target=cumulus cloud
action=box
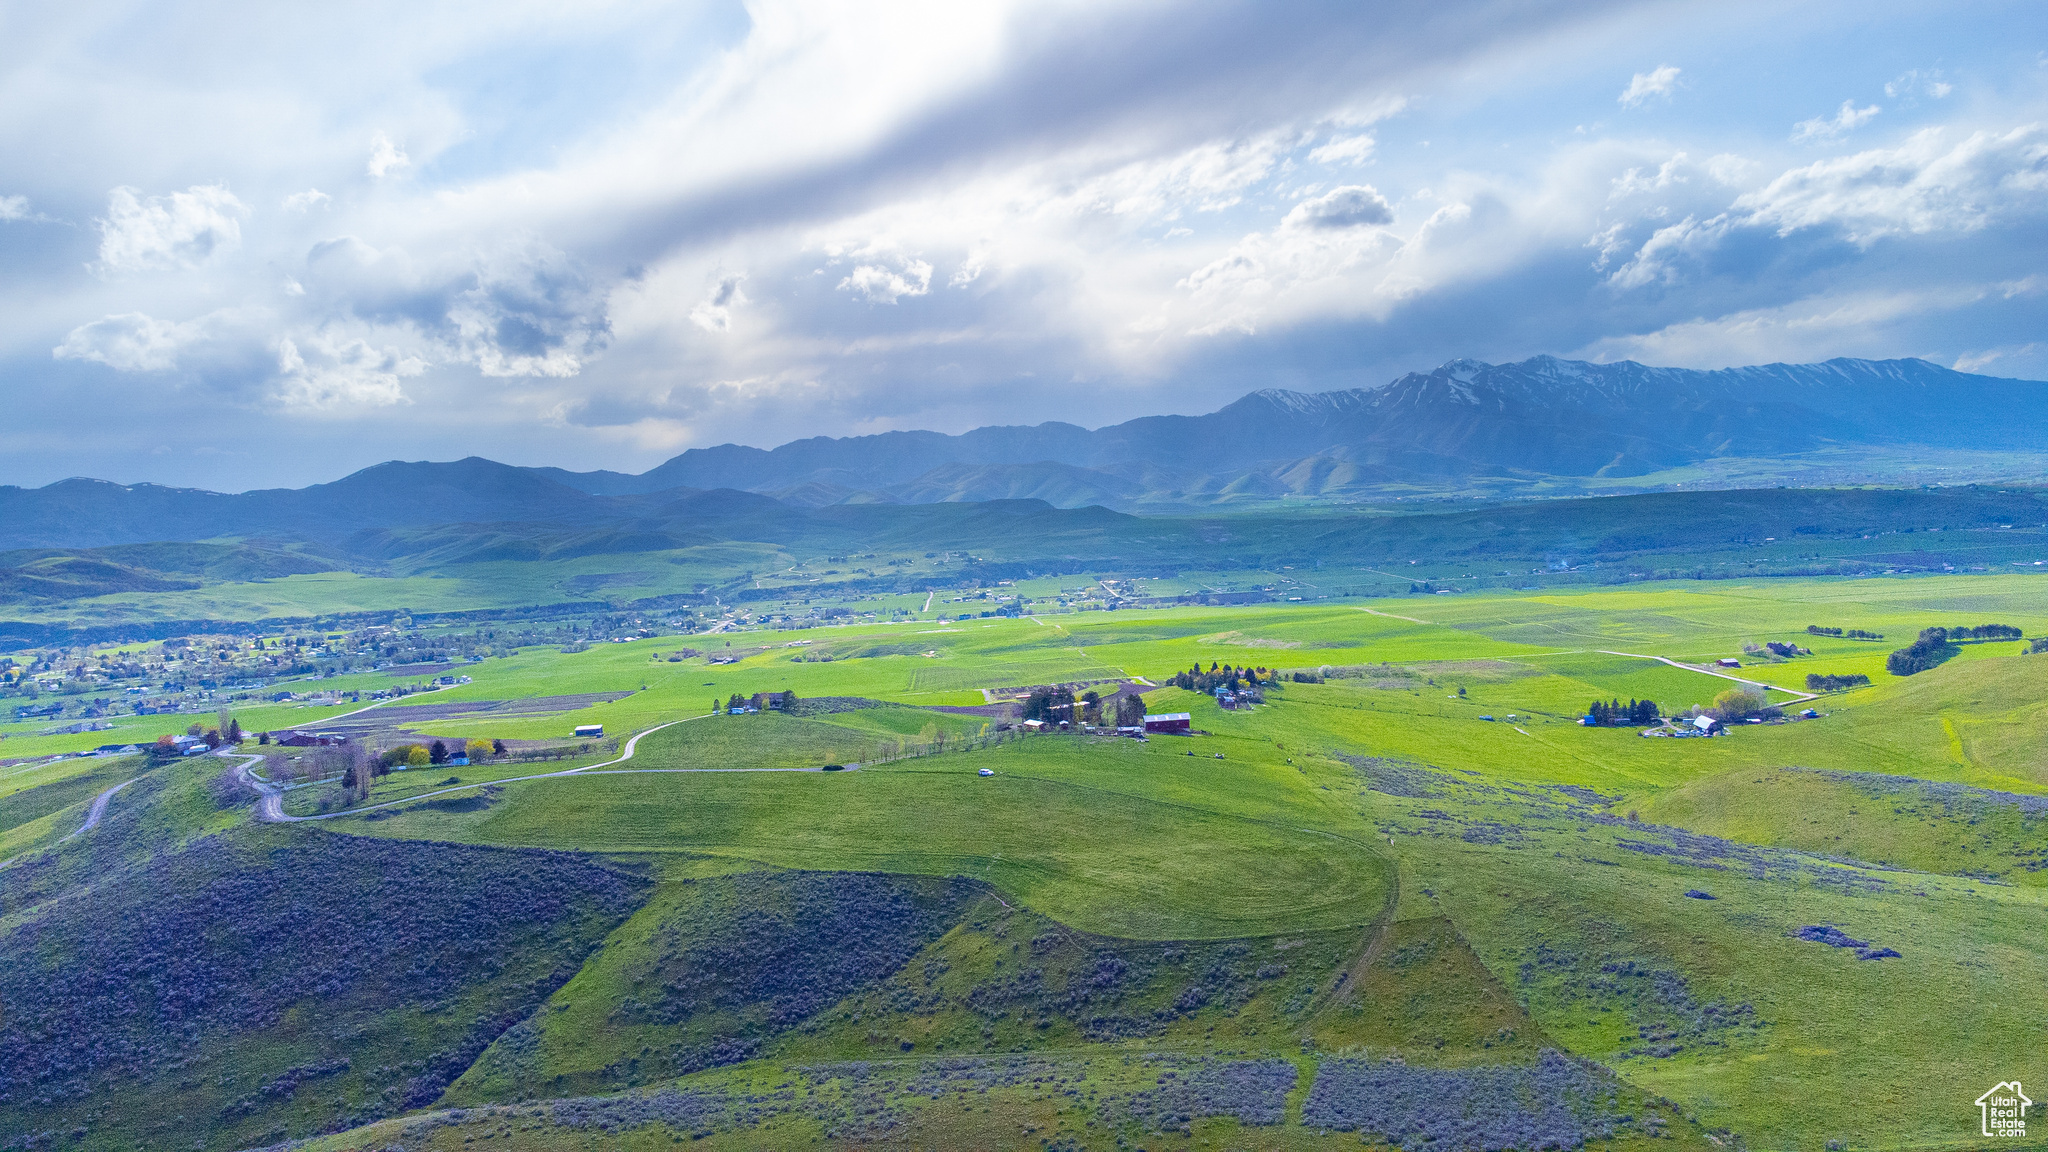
[1792,100,1881,142]
[444,243,613,376]
[1606,213,1732,288]
[1604,124,2048,288]
[1608,153,1692,199]
[0,195,30,221]
[292,234,612,378]
[53,313,195,371]
[689,275,747,331]
[1284,185,1393,229]
[94,185,246,274]
[838,259,932,304]
[1738,125,2048,241]
[367,132,409,178]
[274,334,422,409]
[1309,133,1376,166]
[1619,65,1680,108]
[9,1,2047,488]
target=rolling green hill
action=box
[2,575,2045,1150]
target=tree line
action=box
[1168,662,1271,694]
[1887,623,2023,676]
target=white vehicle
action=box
[978,768,994,776]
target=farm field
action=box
[2,573,2045,1150]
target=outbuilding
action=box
[573,723,604,737]
[276,731,349,747]
[1143,712,1192,735]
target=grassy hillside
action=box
[0,826,649,1150]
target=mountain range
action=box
[533,354,2048,507]
[3,355,2045,557]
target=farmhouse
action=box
[1693,715,1720,733]
[275,731,349,747]
[1716,658,1742,668]
[1144,712,1192,735]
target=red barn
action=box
[1143,712,1191,734]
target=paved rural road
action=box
[1598,649,1821,704]
[240,713,854,824]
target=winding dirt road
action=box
[238,712,854,824]
[0,774,141,869]
[61,778,139,842]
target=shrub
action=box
[0,830,647,1140]
[587,872,981,1086]
[1120,1058,1297,1129]
[1302,1051,1637,1150]
[1805,673,1871,692]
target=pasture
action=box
[5,572,2046,1150]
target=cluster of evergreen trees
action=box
[1020,686,1144,726]
[1168,662,1269,693]
[1886,623,2021,676]
[1805,673,1871,691]
[716,689,798,713]
[1886,628,1953,676]
[1586,698,1658,725]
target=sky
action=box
[3,0,2046,491]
